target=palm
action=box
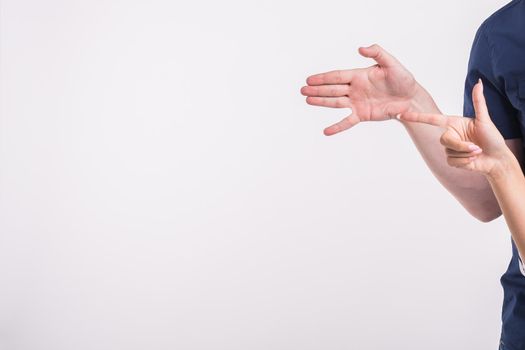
[301,44,419,135]
[349,64,418,122]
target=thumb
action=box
[472,78,491,123]
[358,44,399,68]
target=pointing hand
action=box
[398,79,511,176]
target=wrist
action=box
[392,82,440,125]
[408,82,438,113]
[486,148,521,182]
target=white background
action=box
[0,0,515,349]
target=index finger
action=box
[306,69,354,86]
[398,111,448,128]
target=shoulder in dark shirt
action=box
[463,0,525,140]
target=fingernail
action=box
[468,144,481,151]
[395,113,401,120]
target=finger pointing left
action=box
[397,111,448,128]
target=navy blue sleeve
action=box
[463,24,522,140]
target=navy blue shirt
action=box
[463,1,525,349]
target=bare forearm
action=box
[486,152,525,261]
[396,82,500,221]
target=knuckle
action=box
[439,134,447,146]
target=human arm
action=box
[398,21,525,222]
[398,79,525,261]
[486,150,525,266]
[301,44,514,222]
[395,84,514,222]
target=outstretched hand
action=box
[398,79,511,176]
[301,44,420,135]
